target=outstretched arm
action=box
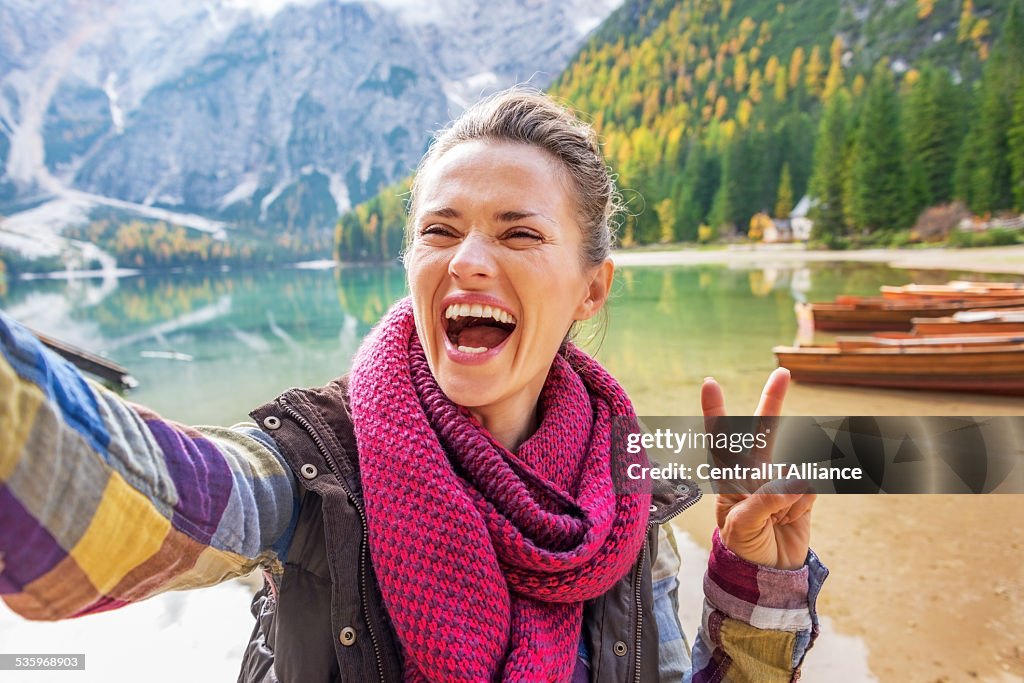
[0,312,299,620]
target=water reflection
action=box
[1,261,1018,425]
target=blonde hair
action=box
[406,87,621,266]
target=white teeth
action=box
[443,303,517,325]
[457,345,488,354]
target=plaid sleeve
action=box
[0,311,299,621]
[652,525,693,681]
[688,528,828,683]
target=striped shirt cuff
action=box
[703,527,818,632]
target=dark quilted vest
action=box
[238,377,701,683]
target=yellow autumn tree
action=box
[656,198,675,242]
[788,46,805,89]
[748,212,773,241]
[773,62,787,102]
[805,45,824,97]
[764,55,779,83]
[749,68,763,102]
[714,95,729,120]
[734,54,749,91]
[958,0,975,43]
[822,37,845,102]
[737,98,753,127]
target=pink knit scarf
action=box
[347,298,650,682]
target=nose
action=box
[448,230,498,281]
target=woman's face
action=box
[405,139,612,417]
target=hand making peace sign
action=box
[701,367,816,570]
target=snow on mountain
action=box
[0,0,622,264]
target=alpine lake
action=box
[5,258,1024,424]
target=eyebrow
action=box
[423,206,461,219]
[421,207,556,225]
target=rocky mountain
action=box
[337,0,1022,259]
[0,0,620,261]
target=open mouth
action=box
[443,303,518,354]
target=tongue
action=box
[457,324,511,349]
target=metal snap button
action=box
[613,640,628,657]
[339,626,356,646]
[675,483,689,495]
[649,504,658,513]
[300,464,318,480]
[263,415,281,430]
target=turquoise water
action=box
[3,260,1021,425]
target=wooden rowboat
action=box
[835,332,1024,350]
[880,281,1024,300]
[912,309,1024,335]
[946,280,1024,290]
[774,343,1024,395]
[810,297,1024,331]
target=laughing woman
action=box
[0,88,826,682]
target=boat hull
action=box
[811,298,1024,331]
[911,318,1024,335]
[774,344,1024,395]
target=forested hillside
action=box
[336,0,1024,259]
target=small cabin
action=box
[764,196,814,243]
[763,218,792,243]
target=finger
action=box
[701,377,728,464]
[734,480,808,522]
[776,493,817,525]
[750,368,789,470]
[701,376,727,418]
[701,378,743,486]
[724,491,805,538]
[719,477,807,528]
[754,367,791,417]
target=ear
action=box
[574,258,614,321]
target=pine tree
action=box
[956,0,1024,213]
[788,47,805,90]
[1010,85,1024,210]
[809,89,852,242]
[708,149,734,231]
[904,65,965,211]
[656,198,676,242]
[958,0,976,44]
[773,63,788,103]
[805,45,825,98]
[822,35,845,103]
[676,141,707,239]
[775,163,794,217]
[850,61,911,232]
[954,96,982,209]
[774,112,816,204]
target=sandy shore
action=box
[672,494,1024,683]
[612,243,1024,276]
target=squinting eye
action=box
[420,224,457,238]
[504,229,542,241]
